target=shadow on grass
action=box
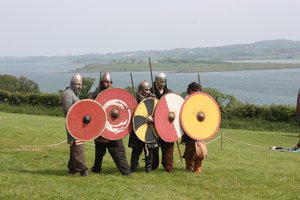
[16,169,68,176]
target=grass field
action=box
[0,112,299,200]
[76,62,300,73]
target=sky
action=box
[0,0,300,57]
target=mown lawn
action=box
[0,112,299,200]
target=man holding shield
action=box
[62,73,88,177]
[181,82,208,173]
[90,71,131,176]
[128,81,159,173]
[152,72,175,173]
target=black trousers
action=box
[92,140,131,175]
[130,145,159,171]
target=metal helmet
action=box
[155,72,166,89]
[155,72,166,82]
[138,81,151,92]
[70,73,83,85]
[100,71,112,83]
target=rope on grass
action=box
[207,135,221,145]
[19,140,67,150]
[223,136,269,150]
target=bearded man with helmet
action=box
[152,72,175,172]
[62,73,88,176]
[89,71,131,175]
[128,81,159,173]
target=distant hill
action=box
[70,39,300,64]
[1,39,300,64]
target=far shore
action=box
[73,62,300,73]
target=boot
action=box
[185,143,194,171]
[130,148,141,172]
[193,159,202,173]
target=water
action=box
[1,60,300,105]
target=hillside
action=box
[1,39,300,64]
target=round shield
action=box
[180,92,221,141]
[133,98,159,143]
[66,99,106,141]
[95,88,138,140]
[154,93,184,142]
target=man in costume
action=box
[181,82,208,173]
[62,73,88,176]
[152,72,175,172]
[90,71,131,175]
[128,81,159,172]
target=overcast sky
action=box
[1,0,300,57]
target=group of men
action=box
[62,71,205,177]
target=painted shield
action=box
[66,99,106,141]
[133,98,159,143]
[296,89,300,118]
[180,92,221,141]
[154,93,184,142]
[95,88,138,140]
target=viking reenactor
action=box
[181,82,208,173]
[152,72,175,172]
[62,73,88,176]
[128,81,159,172]
[90,71,132,175]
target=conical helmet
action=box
[155,72,166,89]
[100,71,112,83]
[155,72,166,82]
[70,73,83,85]
[138,81,151,92]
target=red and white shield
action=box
[154,93,184,142]
[66,99,106,141]
[95,88,138,140]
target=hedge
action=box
[0,89,61,107]
[223,103,297,123]
[0,89,298,123]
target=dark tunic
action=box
[91,86,131,175]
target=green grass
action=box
[0,112,299,200]
[76,62,300,73]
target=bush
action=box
[0,89,61,107]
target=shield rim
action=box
[154,93,184,142]
[180,92,221,141]
[66,99,107,141]
[133,97,159,143]
[95,88,138,140]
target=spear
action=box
[148,57,155,90]
[148,57,182,162]
[197,73,201,85]
[130,72,135,95]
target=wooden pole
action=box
[130,72,135,95]
[176,141,183,163]
[197,73,201,85]
[149,57,155,90]
[221,128,223,150]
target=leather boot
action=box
[185,143,194,171]
[193,159,202,173]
